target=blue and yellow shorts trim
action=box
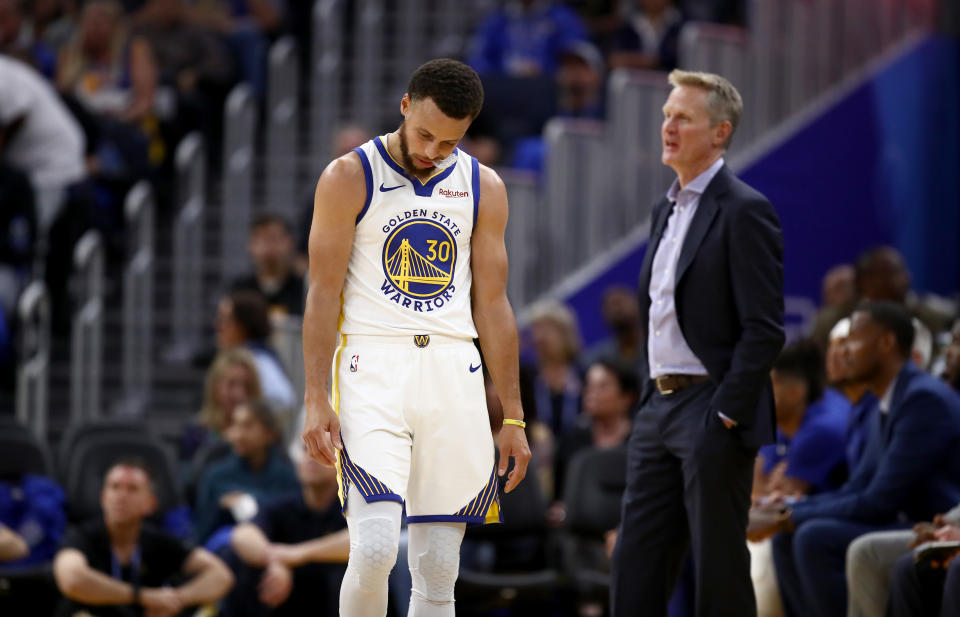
[406,465,502,525]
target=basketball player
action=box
[301,59,532,617]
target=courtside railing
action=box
[70,230,104,423]
[122,181,155,415]
[222,83,256,283]
[267,36,299,217]
[171,133,206,361]
[16,280,50,439]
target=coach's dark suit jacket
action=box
[637,163,785,449]
[790,362,960,525]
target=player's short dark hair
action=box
[856,300,915,358]
[251,212,294,236]
[408,59,484,119]
[228,289,271,341]
[105,457,156,492]
[772,339,825,405]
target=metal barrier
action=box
[606,69,672,230]
[270,314,305,415]
[122,181,154,415]
[311,0,344,170]
[16,281,50,439]
[543,118,610,285]
[70,230,104,423]
[267,36,299,217]
[222,83,256,283]
[170,134,205,361]
[353,0,386,132]
[501,170,538,308]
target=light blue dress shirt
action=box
[647,156,725,379]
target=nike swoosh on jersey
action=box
[469,363,481,373]
[379,183,404,192]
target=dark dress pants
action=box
[611,381,757,617]
[888,550,960,617]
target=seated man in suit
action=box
[747,301,960,617]
[53,459,234,617]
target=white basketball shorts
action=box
[331,333,500,524]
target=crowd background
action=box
[1,0,959,616]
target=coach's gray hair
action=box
[668,69,743,150]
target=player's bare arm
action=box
[471,164,531,493]
[302,153,366,466]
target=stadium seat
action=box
[558,445,627,605]
[62,432,180,522]
[56,419,150,483]
[456,465,561,615]
[0,422,52,481]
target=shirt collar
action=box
[666,156,725,203]
[878,374,897,414]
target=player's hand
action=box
[496,421,531,493]
[259,560,294,607]
[140,587,183,617]
[302,398,342,467]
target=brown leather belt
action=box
[654,374,709,395]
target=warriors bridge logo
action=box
[381,219,457,308]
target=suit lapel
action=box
[638,197,672,293]
[884,365,913,442]
[674,192,718,287]
[674,165,732,287]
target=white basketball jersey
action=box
[338,135,480,338]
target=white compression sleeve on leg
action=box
[407,522,466,617]
[340,490,403,617]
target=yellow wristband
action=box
[502,419,526,429]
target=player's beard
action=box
[398,121,435,177]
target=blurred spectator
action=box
[509,39,606,173]
[0,473,66,566]
[607,0,684,71]
[942,319,960,390]
[825,317,877,473]
[225,445,348,616]
[679,0,744,24]
[216,289,297,416]
[886,512,960,617]
[549,358,635,525]
[53,459,234,617]
[0,55,85,234]
[581,285,644,376]
[747,302,960,617]
[56,0,163,170]
[131,0,236,151]
[24,0,75,54]
[855,245,953,336]
[467,0,588,77]
[232,213,304,318]
[0,163,36,318]
[0,0,57,76]
[565,0,624,50]
[808,263,856,348]
[0,522,28,561]
[180,347,262,463]
[845,504,960,617]
[193,400,299,545]
[527,300,583,436]
[754,340,849,499]
[184,0,282,98]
